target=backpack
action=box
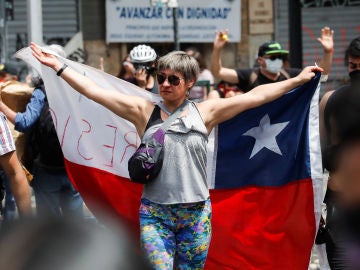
[22,86,64,171]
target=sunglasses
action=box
[348,61,360,69]
[265,55,286,61]
[156,73,183,86]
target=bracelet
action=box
[56,63,68,76]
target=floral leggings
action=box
[139,198,212,270]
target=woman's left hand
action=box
[297,65,324,84]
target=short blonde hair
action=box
[157,51,199,84]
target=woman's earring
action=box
[186,89,190,97]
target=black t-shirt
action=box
[235,68,301,93]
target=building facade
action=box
[1,0,359,88]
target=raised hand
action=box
[99,57,104,71]
[213,29,229,50]
[317,26,334,53]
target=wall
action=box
[4,0,79,58]
[275,0,360,91]
[81,0,122,76]
[7,0,359,90]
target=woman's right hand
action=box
[30,42,63,72]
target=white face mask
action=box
[264,58,283,74]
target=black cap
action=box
[258,41,289,57]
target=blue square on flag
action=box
[215,74,320,189]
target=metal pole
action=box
[172,7,179,51]
[151,0,179,50]
[288,0,302,68]
[27,0,43,45]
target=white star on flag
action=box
[243,114,289,159]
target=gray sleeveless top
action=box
[142,101,209,204]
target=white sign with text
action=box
[106,0,241,43]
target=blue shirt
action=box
[14,88,45,132]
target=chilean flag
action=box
[17,47,323,269]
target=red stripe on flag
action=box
[65,160,315,269]
[206,179,316,270]
[64,159,142,235]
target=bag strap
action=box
[249,68,259,86]
[279,68,291,79]
[157,100,188,131]
[249,68,260,90]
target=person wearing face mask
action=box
[211,27,334,92]
[318,36,360,270]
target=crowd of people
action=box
[0,24,359,269]
[0,45,84,221]
[30,40,323,269]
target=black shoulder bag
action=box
[128,100,188,184]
